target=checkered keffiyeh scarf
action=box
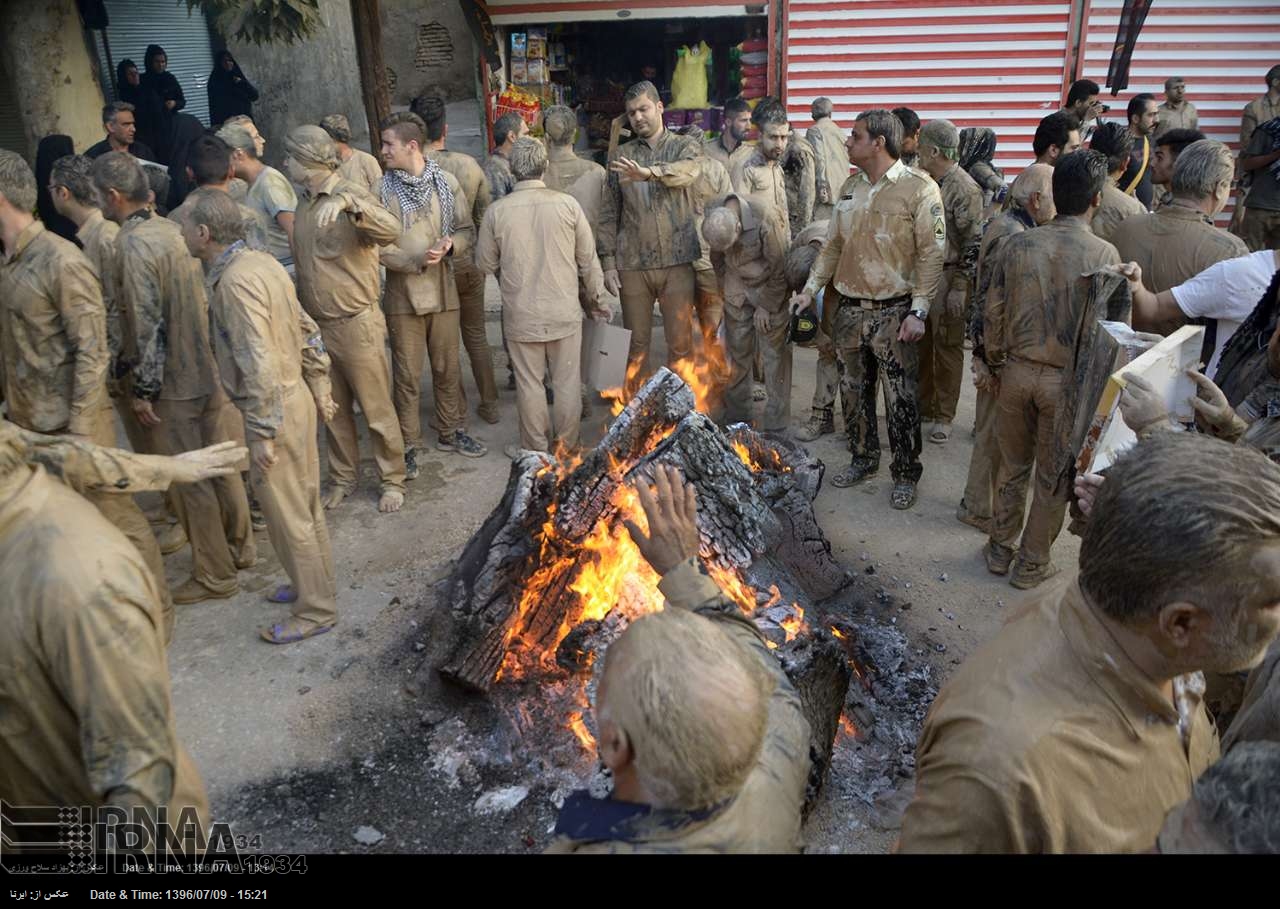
[380,159,455,234]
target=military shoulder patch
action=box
[930,202,943,219]
[933,216,946,241]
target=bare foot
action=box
[378,489,405,513]
[322,484,354,510]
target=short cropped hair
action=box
[188,188,247,245]
[318,114,353,145]
[542,105,577,146]
[508,136,547,182]
[1034,111,1081,157]
[1164,76,1186,90]
[1170,139,1234,200]
[1080,432,1280,622]
[0,149,37,212]
[624,80,661,107]
[380,111,427,149]
[216,124,258,159]
[920,119,959,160]
[50,154,98,206]
[811,97,834,120]
[1155,127,1207,157]
[857,109,903,159]
[1053,148,1108,214]
[1089,121,1132,174]
[102,101,135,125]
[492,111,525,148]
[409,94,447,143]
[891,106,920,138]
[1127,93,1156,122]
[724,97,751,119]
[1066,79,1101,108]
[187,135,233,187]
[599,607,772,810]
[90,150,151,204]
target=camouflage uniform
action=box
[483,152,516,202]
[599,128,703,389]
[430,148,498,420]
[983,216,1120,569]
[918,163,983,428]
[207,243,337,629]
[545,558,809,853]
[803,160,946,485]
[710,193,792,431]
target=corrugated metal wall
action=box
[92,0,215,126]
[1079,0,1280,223]
[784,0,1074,180]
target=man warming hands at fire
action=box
[545,465,811,853]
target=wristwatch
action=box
[909,308,928,322]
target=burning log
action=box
[438,368,851,694]
[778,632,854,817]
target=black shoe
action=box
[507,371,516,390]
[890,481,917,510]
[437,430,488,458]
[405,447,419,481]
[831,461,879,487]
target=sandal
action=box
[929,423,952,444]
[259,620,335,645]
[831,462,878,487]
[266,585,298,604]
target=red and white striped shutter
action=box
[1079,0,1280,224]
[784,0,1075,182]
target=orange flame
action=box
[839,715,858,739]
[567,711,596,752]
[830,626,846,640]
[706,563,758,615]
[781,604,806,642]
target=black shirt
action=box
[84,139,157,162]
[1119,135,1154,210]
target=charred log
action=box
[779,631,854,817]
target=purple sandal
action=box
[259,622,334,645]
[266,585,298,604]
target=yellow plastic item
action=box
[670,41,711,110]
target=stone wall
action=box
[381,0,477,108]
[222,0,366,165]
[0,0,106,160]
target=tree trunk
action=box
[349,0,390,150]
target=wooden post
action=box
[350,0,390,148]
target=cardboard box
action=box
[1076,324,1205,474]
[581,320,632,391]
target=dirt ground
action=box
[159,281,1080,854]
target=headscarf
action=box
[144,44,167,76]
[958,127,997,172]
[284,125,341,172]
[319,115,352,145]
[35,135,78,243]
[208,50,257,127]
[116,58,142,107]
[164,114,210,211]
[381,158,454,234]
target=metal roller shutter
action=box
[784,0,1075,182]
[1079,0,1280,224]
[93,0,215,126]
[483,1,766,24]
[0,74,25,157]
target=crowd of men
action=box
[2,60,1280,853]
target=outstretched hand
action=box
[624,464,700,576]
[171,440,249,485]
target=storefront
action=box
[481,1,779,160]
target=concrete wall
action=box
[0,0,107,161]
[221,0,366,165]
[381,0,477,108]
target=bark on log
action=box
[778,631,853,817]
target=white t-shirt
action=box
[1171,249,1279,378]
